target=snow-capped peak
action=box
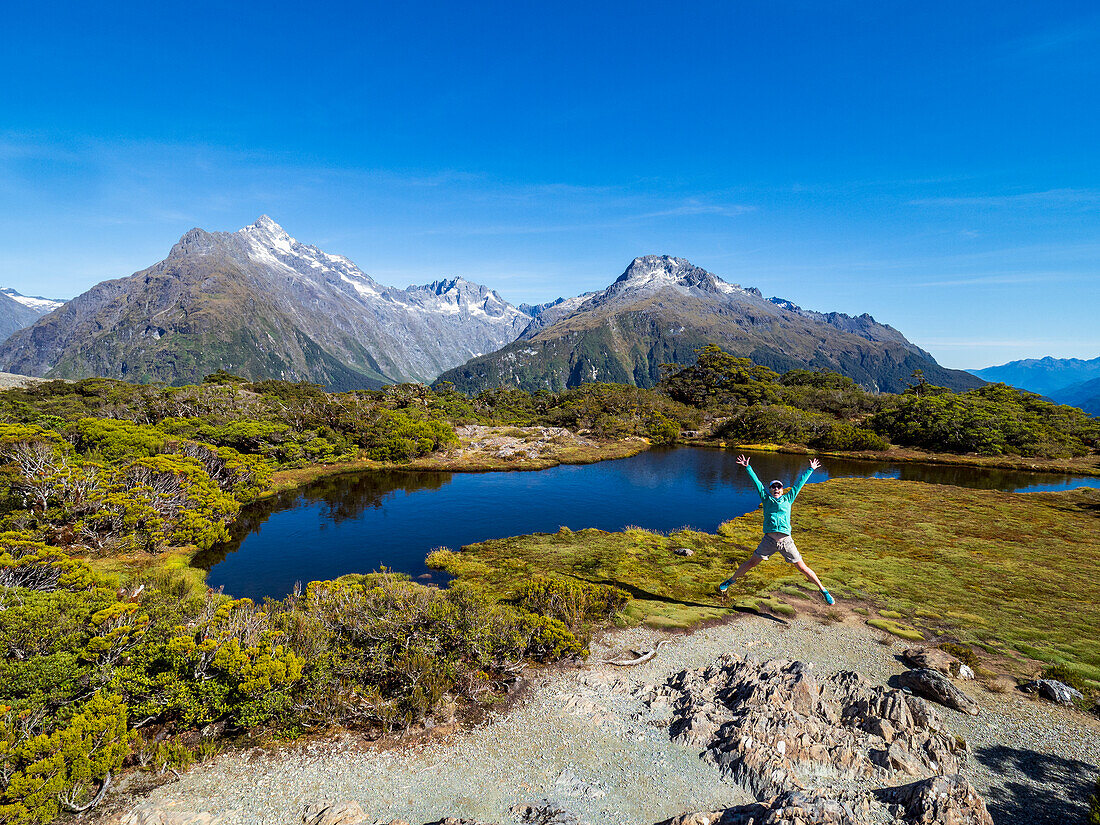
[616,255,694,286]
[608,255,746,297]
[240,215,296,255]
[1,288,65,313]
[768,297,801,312]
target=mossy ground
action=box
[431,478,1100,686]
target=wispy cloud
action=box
[909,189,1100,209]
[925,338,1100,349]
[635,202,755,219]
[908,271,1088,288]
[1010,14,1100,55]
[413,197,755,237]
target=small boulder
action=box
[672,547,694,556]
[901,647,957,676]
[874,773,994,825]
[302,801,367,825]
[897,668,980,716]
[1019,679,1084,705]
[956,664,975,681]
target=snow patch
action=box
[1,289,65,312]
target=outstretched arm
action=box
[737,455,766,499]
[789,459,821,500]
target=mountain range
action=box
[0,217,531,390]
[969,356,1100,414]
[0,220,983,395]
[436,256,982,394]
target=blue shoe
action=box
[718,576,737,593]
[821,589,835,605]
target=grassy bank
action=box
[267,432,649,495]
[684,438,1100,477]
[428,478,1100,686]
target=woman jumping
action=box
[718,454,835,605]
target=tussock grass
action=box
[867,618,925,641]
[433,479,1100,682]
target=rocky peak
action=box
[238,215,297,256]
[169,227,221,259]
[605,255,747,301]
[615,255,699,286]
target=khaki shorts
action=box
[754,533,802,564]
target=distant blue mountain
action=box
[969,356,1100,398]
[1054,376,1100,416]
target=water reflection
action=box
[200,447,1100,601]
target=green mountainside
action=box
[438,256,983,394]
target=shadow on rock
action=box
[974,744,1098,825]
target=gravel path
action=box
[108,612,1100,825]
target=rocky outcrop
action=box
[897,668,980,716]
[1019,678,1085,705]
[641,656,991,825]
[874,774,994,825]
[647,657,967,797]
[453,425,597,461]
[657,776,994,825]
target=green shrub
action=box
[871,383,1099,457]
[939,641,980,669]
[645,413,680,445]
[809,421,887,451]
[164,596,304,729]
[516,576,629,635]
[0,692,134,824]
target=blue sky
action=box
[1,0,1097,369]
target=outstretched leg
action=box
[718,554,762,592]
[794,559,835,605]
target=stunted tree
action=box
[658,345,781,408]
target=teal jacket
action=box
[746,465,814,535]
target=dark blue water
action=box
[196,447,1100,600]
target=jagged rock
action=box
[897,668,980,715]
[956,664,975,681]
[673,547,695,556]
[653,657,966,802]
[509,800,579,824]
[874,774,994,824]
[657,790,869,825]
[303,800,368,825]
[901,647,958,676]
[1019,678,1084,704]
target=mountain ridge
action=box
[437,255,982,394]
[0,218,533,389]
